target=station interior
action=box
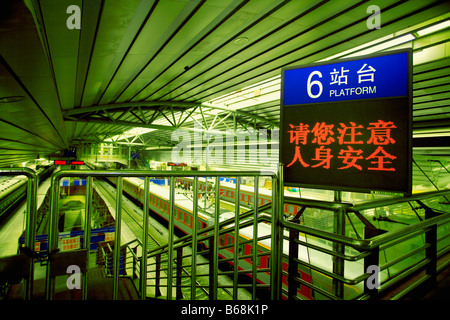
[0,0,449,303]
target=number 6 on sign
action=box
[307,71,323,99]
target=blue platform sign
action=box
[281,49,412,195]
[283,51,409,105]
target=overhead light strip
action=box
[416,19,450,37]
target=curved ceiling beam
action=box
[64,101,201,116]
[66,117,179,131]
[201,102,279,128]
[65,117,251,138]
[63,100,279,128]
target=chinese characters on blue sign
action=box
[281,50,412,195]
[283,51,408,105]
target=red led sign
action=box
[168,162,187,167]
[54,160,84,165]
[286,120,398,172]
[281,50,412,195]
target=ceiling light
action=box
[346,33,415,57]
[0,96,25,103]
[233,37,249,45]
[417,20,450,36]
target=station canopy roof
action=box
[0,0,449,178]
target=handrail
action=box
[45,169,277,301]
[282,219,369,250]
[350,189,450,212]
[281,188,450,300]
[145,205,272,257]
[144,202,273,257]
[283,189,450,252]
[285,195,353,211]
[364,211,450,250]
[41,168,448,300]
[281,211,450,253]
[144,210,274,299]
[49,169,275,179]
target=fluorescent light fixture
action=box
[207,75,281,111]
[104,127,157,142]
[145,146,173,151]
[205,17,446,116]
[125,127,157,135]
[417,20,450,36]
[346,33,415,58]
[320,34,394,61]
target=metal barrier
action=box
[280,189,450,300]
[0,168,38,300]
[131,203,277,300]
[4,166,448,300]
[45,170,278,300]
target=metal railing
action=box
[280,188,450,300]
[127,204,276,300]
[0,168,38,300]
[121,176,279,300]
[45,170,278,300]
[4,166,448,300]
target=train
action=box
[0,166,54,221]
[104,175,364,300]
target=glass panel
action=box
[380,234,426,280]
[302,208,334,232]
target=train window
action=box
[258,250,267,268]
[288,205,294,214]
[180,210,184,221]
[185,214,191,226]
[225,234,234,246]
[223,235,229,246]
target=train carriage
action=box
[106,175,363,300]
[0,166,54,221]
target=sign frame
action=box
[280,49,413,196]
